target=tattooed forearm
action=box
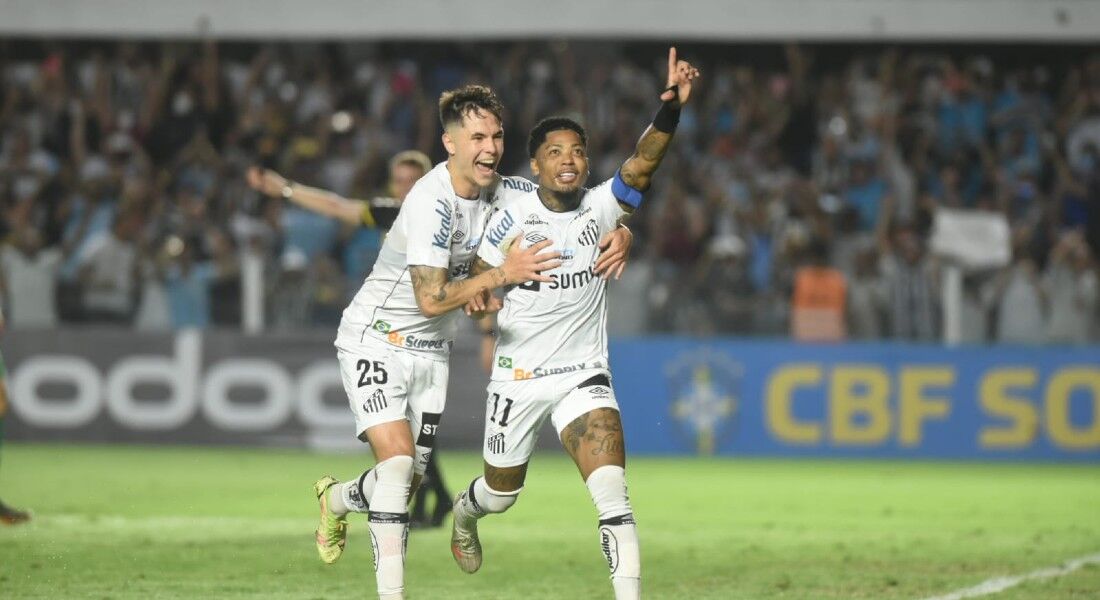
[408,260,512,317]
[620,125,674,192]
[471,259,506,292]
[637,127,672,162]
[409,265,450,313]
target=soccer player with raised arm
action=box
[304,86,632,600]
[450,48,699,600]
[246,149,432,230]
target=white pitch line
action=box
[919,552,1100,600]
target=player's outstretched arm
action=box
[245,166,369,227]
[617,47,701,210]
[409,241,561,318]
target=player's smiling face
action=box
[443,108,503,196]
[531,129,588,194]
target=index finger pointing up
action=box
[668,46,677,75]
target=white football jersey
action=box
[337,162,536,358]
[477,179,628,381]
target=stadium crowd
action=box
[0,40,1097,343]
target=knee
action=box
[472,478,521,514]
[585,465,632,521]
[374,455,414,486]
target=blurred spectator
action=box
[0,40,1095,343]
[881,224,938,341]
[988,230,1047,344]
[1043,231,1098,343]
[0,225,63,328]
[846,246,884,340]
[790,238,847,341]
[75,209,142,324]
[160,229,239,329]
[696,234,755,335]
[607,245,655,337]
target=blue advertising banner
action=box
[609,340,1100,461]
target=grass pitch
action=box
[1,444,1098,599]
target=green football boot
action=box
[314,476,348,564]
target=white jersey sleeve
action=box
[404,188,455,269]
[587,178,630,232]
[476,205,521,268]
[476,175,536,267]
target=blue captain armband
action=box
[611,170,645,209]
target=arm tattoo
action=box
[621,126,673,191]
[472,257,507,288]
[637,128,672,162]
[409,265,450,307]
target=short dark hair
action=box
[527,117,587,158]
[438,85,504,130]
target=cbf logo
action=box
[665,350,739,455]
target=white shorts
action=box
[336,336,448,475]
[482,369,619,468]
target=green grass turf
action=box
[0,444,1098,599]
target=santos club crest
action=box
[665,349,740,455]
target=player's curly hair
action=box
[438,85,504,129]
[527,116,587,158]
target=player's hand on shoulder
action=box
[594,225,633,280]
[660,46,701,106]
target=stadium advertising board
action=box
[614,340,1100,461]
[2,329,487,449]
[4,330,1098,460]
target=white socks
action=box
[586,465,641,600]
[453,477,521,528]
[329,468,376,516]
[367,456,413,598]
[450,467,640,600]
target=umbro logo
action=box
[578,219,599,246]
[525,233,549,244]
[589,386,610,395]
[362,389,387,413]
